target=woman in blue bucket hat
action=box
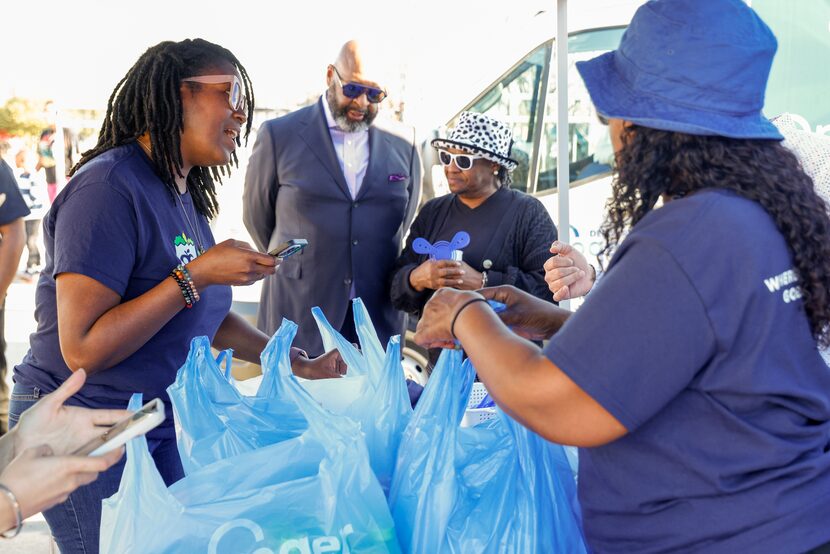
[414,1,830,552]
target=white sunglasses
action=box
[437,149,484,171]
[181,74,246,112]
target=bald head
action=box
[325,39,387,132]
[330,40,385,89]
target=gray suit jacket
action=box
[243,98,422,355]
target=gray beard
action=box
[326,87,374,132]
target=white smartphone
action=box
[72,398,165,456]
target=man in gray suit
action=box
[243,40,422,355]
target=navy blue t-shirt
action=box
[14,144,232,438]
[545,190,830,553]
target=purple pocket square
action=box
[388,173,407,182]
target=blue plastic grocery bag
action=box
[101,320,401,554]
[304,298,412,493]
[167,336,307,474]
[387,349,472,553]
[388,349,586,553]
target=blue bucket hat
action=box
[576,0,783,140]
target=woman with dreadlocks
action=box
[8,38,345,551]
[414,1,830,553]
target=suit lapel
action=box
[299,99,351,199]
[357,126,389,201]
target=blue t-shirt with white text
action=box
[14,144,232,438]
[545,190,830,553]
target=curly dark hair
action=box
[600,125,830,347]
[71,38,255,219]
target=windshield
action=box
[453,27,626,194]
[753,0,830,134]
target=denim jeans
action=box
[9,383,184,554]
[0,296,7,435]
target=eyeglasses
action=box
[330,66,387,104]
[437,149,483,171]
[181,74,246,112]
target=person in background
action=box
[244,40,421,356]
[0,158,28,436]
[414,1,830,552]
[0,370,126,538]
[36,128,58,204]
[11,38,344,553]
[772,113,830,206]
[14,149,45,277]
[391,111,557,372]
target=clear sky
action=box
[1,0,642,133]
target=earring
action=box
[493,169,499,175]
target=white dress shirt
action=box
[322,96,370,199]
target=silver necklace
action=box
[175,191,206,256]
[137,137,206,255]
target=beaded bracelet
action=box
[169,269,189,306]
[0,483,23,539]
[170,269,193,308]
[177,267,200,305]
[177,265,200,302]
[170,266,200,308]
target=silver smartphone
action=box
[72,398,165,456]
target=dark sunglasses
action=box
[437,149,483,171]
[331,65,387,104]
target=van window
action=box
[536,28,625,194]
[752,1,830,134]
[456,43,551,193]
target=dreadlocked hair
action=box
[600,125,830,347]
[71,38,255,219]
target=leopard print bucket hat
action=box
[431,111,518,171]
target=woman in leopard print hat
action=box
[390,111,557,377]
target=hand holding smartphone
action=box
[72,398,165,456]
[268,239,308,259]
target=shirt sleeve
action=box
[0,161,31,225]
[543,238,717,431]
[53,181,138,297]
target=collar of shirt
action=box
[319,95,370,202]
